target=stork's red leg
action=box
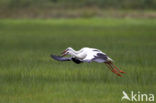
[110,63,125,73]
[105,62,122,77]
[107,63,122,77]
[105,63,113,72]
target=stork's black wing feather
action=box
[51,55,71,61]
[50,55,83,64]
[71,58,83,64]
[91,53,108,63]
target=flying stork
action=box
[51,47,125,77]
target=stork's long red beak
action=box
[61,50,67,57]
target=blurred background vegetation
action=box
[0,0,156,18]
[0,1,156,103]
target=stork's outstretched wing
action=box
[51,55,71,61]
[50,55,83,64]
[91,53,108,63]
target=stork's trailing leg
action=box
[105,62,122,77]
[110,62,125,73]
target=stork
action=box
[51,47,125,77]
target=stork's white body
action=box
[67,47,113,63]
[76,47,103,59]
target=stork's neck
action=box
[70,48,82,54]
[69,48,83,58]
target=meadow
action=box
[0,18,156,103]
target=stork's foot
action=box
[119,70,126,74]
[112,69,122,77]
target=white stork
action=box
[51,47,125,77]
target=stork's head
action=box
[61,47,73,56]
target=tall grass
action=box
[0,18,156,103]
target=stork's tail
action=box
[107,57,113,62]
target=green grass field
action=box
[0,18,156,103]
